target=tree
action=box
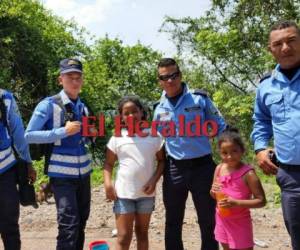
[82,37,162,112]
[0,0,88,120]
[161,0,300,92]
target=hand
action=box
[208,130,217,139]
[211,182,222,193]
[143,178,157,195]
[210,182,222,198]
[256,149,278,175]
[218,196,238,208]
[104,184,117,201]
[89,127,98,137]
[65,121,81,136]
[27,164,37,184]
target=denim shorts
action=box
[113,197,155,214]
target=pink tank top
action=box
[217,164,253,218]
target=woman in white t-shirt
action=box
[104,96,165,250]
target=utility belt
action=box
[278,162,300,172]
[167,154,214,168]
[269,151,300,172]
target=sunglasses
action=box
[158,71,180,81]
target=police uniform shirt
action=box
[251,64,300,165]
[153,83,226,160]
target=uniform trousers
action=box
[277,166,300,250]
[0,166,20,250]
[163,154,218,250]
[50,175,91,250]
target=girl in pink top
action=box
[210,128,266,250]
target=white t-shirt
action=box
[107,128,164,199]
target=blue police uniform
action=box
[26,87,92,250]
[251,65,300,250]
[154,83,226,250]
[0,89,32,250]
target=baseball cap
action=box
[59,58,83,74]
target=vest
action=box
[45,93,92,178]
[0,89,17,174]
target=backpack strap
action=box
[0,89,7,127]
[44,93,76,175]
[52,94,75,124]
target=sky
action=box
[41,0,211,55]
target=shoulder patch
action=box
[259,72,272,83]
[193,89,208,97]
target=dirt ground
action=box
[0,182,291,250]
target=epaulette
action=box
[192,89,208,97]
[259,72,272,83]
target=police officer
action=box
[0,89,36,250]
[251,20,300,250]
[25,58,92,250]
[153,58,226,250]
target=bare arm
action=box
[210,164,222,199]
[219,170,266,209]
[143,146,165,195]
[103,148,118,201]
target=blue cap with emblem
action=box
[59,58,83,74]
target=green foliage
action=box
[90,165,104,187]
[161,0,300,92]
[213,86,254,135]
[0,0,88,121]
[32,158,48,190]
[82,37,162,112]
[256,168,281,206]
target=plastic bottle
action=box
[215,191,231,217]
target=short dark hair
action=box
[270,20,300,35]
[157,58,181,73]
[218,127,245,152]
[117,95,148,121]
